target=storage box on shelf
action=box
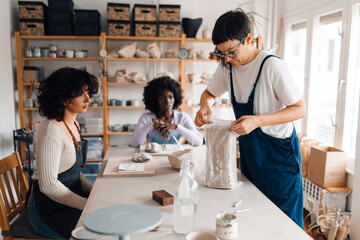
[108,21,131,36]
[159,4,181,22]
[74,10,101,36]
[133,4,157,21]
[48,0,74,12]
[158,21,181,38]
[18,1,48,36]
[107,3,130,21]
[134,21,158,37]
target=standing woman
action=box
[194,9,306,227]
[29,67,99,238]
[130,76,203,147]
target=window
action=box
[343,3,360,158]
[284,21,307,133]
[307,10,343,146]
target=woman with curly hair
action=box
[130,76,203,147]
[28,67,99,238]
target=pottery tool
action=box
[233,200,242,208]
[319,191,325,215]
[172,135,184,150]
[335,215,350,240]
[328,210,340,240]
[234,209,251,214]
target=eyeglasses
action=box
[214,39,244,59]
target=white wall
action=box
[0,0,16,158]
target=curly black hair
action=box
[37,67,99,121]
[143,76,182,114]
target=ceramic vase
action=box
[182,18,203,38]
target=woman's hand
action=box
[231,115,261,135]
[152,118,177,140]
[194,105,212,127]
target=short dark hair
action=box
[212,8,252,68]
[37,67,99,121]
[143,76,182,114]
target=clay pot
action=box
[182,18,203,38]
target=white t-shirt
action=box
[207,50,302,139]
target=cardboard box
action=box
[307,146,346,188]
[159,5,181,22]
[133,4,156,22]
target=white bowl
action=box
[167,149,193,170]
[186,231,218,240]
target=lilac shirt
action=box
[130,111,203,147]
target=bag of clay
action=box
[202,116,239,189]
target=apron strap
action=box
[248,55,280,102]
[63,121,82,149]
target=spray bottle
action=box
[173,151,198,234]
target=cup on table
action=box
[216,212,238,240]
[66,50,75,58]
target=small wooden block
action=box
[152,190,174,206]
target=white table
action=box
[75,146,312,240]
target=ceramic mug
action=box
[75,50,85,58]
[216,212,238,240]
[66,50,75,58]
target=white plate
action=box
[71,226,103,240]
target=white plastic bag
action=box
[203,116,239,189]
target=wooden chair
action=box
[0,152,49,239]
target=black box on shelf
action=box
[158,21,181,37]
[134,21,157,37]
[48,23,73,35]
[108,20,131,36]
[18,1,47,20]
[74,23,100,36]
[74,10,100,23]
[47,10,73,23]
[133,4,156,22]
[159,4,180,22]
[48,0,74,12]
[19,19,46,36]
[107,3,130,21]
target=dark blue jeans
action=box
[28,194,63,239]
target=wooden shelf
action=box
[22,57,98,61]
[87,159,103,162]
[82,133,103,136]
[106,57,180,62]
[15,32,261,156]
[24,107,38,111]
[106,36,182,42]
[107,131,133,136]
[19,35,100,40]
[23,82,40,86]
[186,38,212,42]
[185,59,216,62]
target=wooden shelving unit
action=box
[15,32,262,159]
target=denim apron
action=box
[230,55,303,227]
[33,122,89,238]
[151,130,181,144]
